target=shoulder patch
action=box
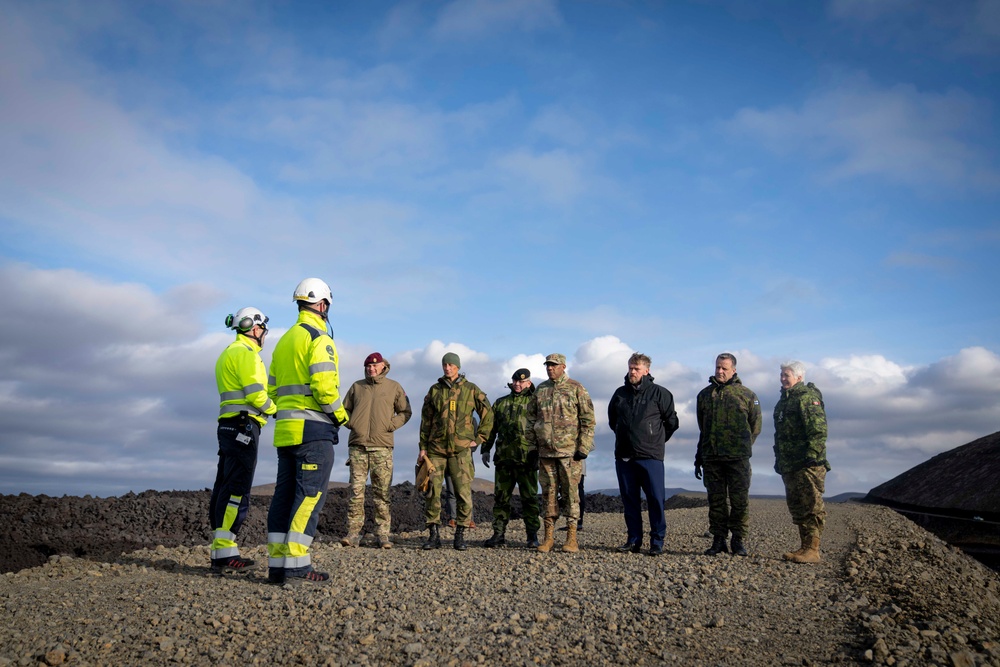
[326,345,335,360]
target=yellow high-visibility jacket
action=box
[268,310,348,446]
[216,333,276,427]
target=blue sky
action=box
[1,0,998,498]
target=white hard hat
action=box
[293,278,332,305]
[227,307,269,332]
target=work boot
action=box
[378,536,393,549]
[484,526,506,548]
[267,568,285,585]
[704,534,729,555]
[788,536,821,564]
[211,555,256,573]
[561,521,579,553]
[422,524,442,550]
[783,526,810,561]
[525,529,539,549]
[340,534,360,548]
[537,518,556,553]
[453,526,468,551]
[730,534,748,557]
[286,570,330,585]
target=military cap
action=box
[364,352,384,366]
[544,353,566,366]
[442,352,461,368]
[511,368,531,381]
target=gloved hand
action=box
[481,450,490,468]
[527,450,539,468]
[694,464,702,480]
[573,451,587,461]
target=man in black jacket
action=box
[608,353,679,556]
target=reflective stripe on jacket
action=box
[267,310,348,447]
[216,334,276,427]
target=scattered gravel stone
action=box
[1,495,998,666]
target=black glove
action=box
[694,464,702,480]
[573,451,587,461]
[481,450,490,468]
[527,450,539,468]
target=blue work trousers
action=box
[616,458,666,548]
[267,439,335,577]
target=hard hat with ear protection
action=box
[226,307,269,333]
[293,278,332,305]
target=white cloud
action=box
[729,76,1000,191]
[494,148,589,205]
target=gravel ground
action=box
[2,499,998,666]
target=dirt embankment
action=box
[0,483,635,574]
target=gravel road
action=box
[2,499,998,666]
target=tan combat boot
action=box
[537,518,555,553]
[782,526,809,561]
[561,520,579,553]
[789,536,821,564]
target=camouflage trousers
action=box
[423,450,475,527]
[539,456,582,522]
[702,458,752,538]
[781,465,827,538]
[492,462,540,533]
[347,446,394,538]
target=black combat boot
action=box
[730,534,748,557]
[704,534,729,556]
[454,526,468,551]
[525,529,539,549]
[484,526,506,548]
[422,524,441,550]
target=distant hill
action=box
[591,488,864,503]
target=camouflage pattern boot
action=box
[537,517,555,553]
[789,536,821,564]
[561,520,579,553]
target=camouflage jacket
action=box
[773,381,830,475]
[695,374,762,462]
[526,375,596,459]
[484,385,535,466]
[419,374,493,456]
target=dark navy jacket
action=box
[608,374,679,461]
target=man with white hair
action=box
[773,361,830,564]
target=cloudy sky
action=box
[1,0,998,499]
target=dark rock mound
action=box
[865,430,1000,514]
[0,483,629,574]
[863,430,1000,563]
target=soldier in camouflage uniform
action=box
[526,353,596,553]
[482,368,541,548]
[695,353,762,557]
[340,352,412,549]
[417,352,493,551]
[773,360,830,564]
